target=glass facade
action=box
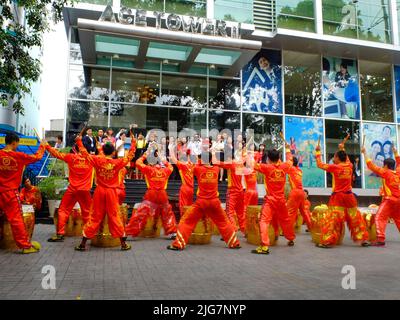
[121,0,207,17]
[214,0,254,23]
[277,0,315,32]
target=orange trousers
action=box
[287,188,312,230]
[82,186,125,239]
[126,190,177,237]
[244,188,258,214]
[0,190,32,249]
[226,189,246,233]
[172,198,240,249]
[375,197,400,242]
[179,185,194,217]
[57,187,92,236]
[321,192,369,246]
[260,196,295,247]
[116,188,126,206]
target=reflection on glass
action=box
[325,119,361,188]
[121,0,164,11]
[284,51,322,116]
[360,61,393,123]
[165,0,207,17]
[68,65,110,101]
[209,78,241,110]
[111,70,160,105]
[322,0,392,44]
[69,50,82,64]
[161,74,207,108]
[214,0,253,23]
[277,0,315,32]
[209,111,240,132]
[243,114,282,149]
[66,100,109,146]
[169,108,206,132]
[322,57,360,119]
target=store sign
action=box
[0,136,38,146]
[99,5,242,39]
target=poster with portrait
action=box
[322,57,360,120]
[363,123,397,189]
[242,49,282,114]
[285,116,325,188]
[394,65,400,123]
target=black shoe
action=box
[370,241,385,247]
[251,246,270,255]
[47,235,64,242]
[316,243,333,249]
[121,244,132,251]
[305,229,310,233]
[274,236,279,241]
[229,245,241,249]
[74,244,86,251]
[167,245,182,251]
[361,241,370,247]
[220,237,224,241]
[287,240,295,247]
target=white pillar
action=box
[314,0,323,35]
[207,0,214,19]
[390,0,399,46]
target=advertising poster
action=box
[363,123,397,189]
[394,65,400,123]
[322,57,360,120]
[285,116,325,188]
[242,49,282,114]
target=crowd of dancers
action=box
[1,125,399,255]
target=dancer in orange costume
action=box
[117,167,127,205]
[125,151,177,239]
[362,147,400,246]
[244,168,259,213]
[20,177,42,211]
[0,132,45,253]
[304,190,312,231]
[286,157,312,231]
[316,143,369,248]
[169,148,195,218]
[46,143,94,242]
[251,145,295,255]
[74,134,136,251]
[168,152,241,251]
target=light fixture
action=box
[113,54,120,59]
[163,59,169,64]
[210,64,216,70]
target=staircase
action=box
[253,0,277,33]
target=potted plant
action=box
[38,176,68,217]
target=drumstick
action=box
[362,135,366,149]
[343,133,350,145]
[317,135,321,147]
[279,132,289,146]
[33,128,41,141]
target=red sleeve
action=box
[18,144,46,165]
[366,159,386,178]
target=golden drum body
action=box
[91,204,129,247]
[362,210,377,242]
[246,205,277,246]
[0,205,35,250]
[182,206,213,245]
[294,213,303,234]
[311,205,345,245]
[53,207,83,237]
[137,209,163,238]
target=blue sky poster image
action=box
[285,116,325,188]
[395,65,400,123]
[242,49,282,113]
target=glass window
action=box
[325,119,361,188]
[209,78,241,110]
[121,0,164,11]
[243,114,282,149]
[209,111,241,132]
[169,108,207,132]
[214,0,253,23]
[161,74,207,108]
[284,51,322,116]
[277,0,315,32]
[394,65,400,123]
[322,0,392,44]
[80,0,110,5]
[165,0,207,17]
[66,100,109,146]
[111,70,160,105]
[360,60,393,123]
[68,65,110,101]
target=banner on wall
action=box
[363,123,397,189]
[285,116,325,188]
[322,57,360,120]
[394,65,400,123]
[242,49,282,114]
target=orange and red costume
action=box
[244,169,259,212]
[254,149,295,247]
[126,155,177,237]
[176,161,195,217]
[286,166,312,230]
[46,145,94,235]
[20,185,42,211]
[76,138,135,239]
[0,144,45,248]
[171,163,240,250]
[366,158,400,242]
[117,167,127,205]
[316,151,368,245]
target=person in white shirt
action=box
[187,134,202,157]
[115,131,127,158]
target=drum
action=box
[246,206,277,246]
[91,204,129,247]
[311,205,345,245]
[0,205,35,250]
[53,204,83,237]
[182,206,213,245]
[361,207,377,242]
[137,208,163,238]
[294,213,304,234]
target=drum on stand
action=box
[246,206,277,246]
